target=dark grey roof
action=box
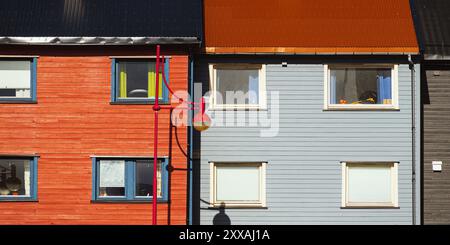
[0,0,202,45]
[412,0,450,60]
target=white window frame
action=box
[323,64,399,110]
[209,64,267,110]
[341,162,399,208]
[209,162,267,208]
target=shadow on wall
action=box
[212,202,231,225]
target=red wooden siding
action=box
[0,48,189,224]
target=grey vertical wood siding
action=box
[423,69,450,224]
[195,61,419,224]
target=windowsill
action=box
[110,100,170,105]
[341,205,399,209]
[208,204,267,209]
[0,99,37,104]
[0,198,38,202]
[91,198,168,204]
[209,106,268,111]
[324,105,399,111]
[208,205,269,210]
[91,155,168,159]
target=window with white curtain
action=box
[341,162,399,208]
[0,60,32,98]
[209,64,266,109]
[324,64,399,110]
[210,162,266,207]
[99,160,126,197]
[93,157,168,202]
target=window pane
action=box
[216,164,260,202]
[331,68,391,105]
[99,160,125,197]
[0,159,31,196]
[347,164,392,203]
[0,61,31,98]
[216,69,259,105]
[117,61,162,99]
[135,160,162,197]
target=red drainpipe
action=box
[152,45,161,225]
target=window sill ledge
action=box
[208,206,268,210]
[209,108,268,111]
[110,101,170,105]
[323,107,400,111]
[0,100,37,104]
[91,199,168,204]
[340,206,400,209]
[0,199,38,202]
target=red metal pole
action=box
[201,97,205,115]
[152,45,161,225]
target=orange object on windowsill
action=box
[339,99,348,104]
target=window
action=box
[210,162,266,207]
[0,59,37,102]
[209,64,266,109]
[0,157,38,201]
[92,157,168,201]
[111,59,169,104]
[341,162,398,208]
[324,64,398,110]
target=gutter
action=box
[408,54,417,225]
[188,54,194,225]
[203,52,420,56]
[0,36,201,45]
[204,47,420,56]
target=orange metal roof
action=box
[204,0,419,54]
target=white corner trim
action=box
[209,161,215,207]
[341,162,347,208]
[323,64,329,110]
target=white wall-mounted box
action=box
[432,161,442,172]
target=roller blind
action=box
[99,160,125,188]
[347,164,392,203]
[0,61,31,89]
[216,165,260,202]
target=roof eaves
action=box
[0,36,201,45]
[205,47,420,55]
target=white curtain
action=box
[99,160,125,188]
[347,164,392,203]
[24,161,30,196]
[157,161,162,197]
[0,61,30,88]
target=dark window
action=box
[0,157,38,201]
[135,160,162,197]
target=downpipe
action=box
[408,54,416,225]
